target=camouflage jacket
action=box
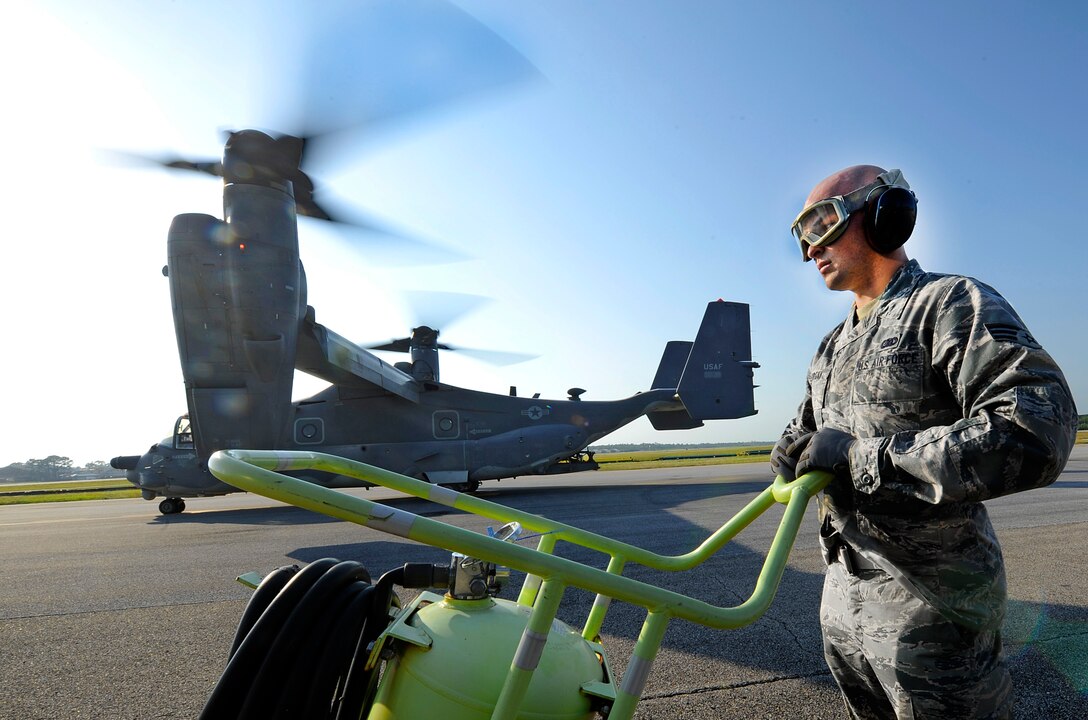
[783,259,1077,629]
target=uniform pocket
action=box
[851,347,924,406]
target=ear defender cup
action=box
[863,186,918,254]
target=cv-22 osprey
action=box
[110,130,759,514]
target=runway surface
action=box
[2,446,1086,719]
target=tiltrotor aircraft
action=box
[108,12,760,515]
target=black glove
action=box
[769,431,814,482]
[795,428,856,479]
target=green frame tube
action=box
[491,578,567,719]
[612,611,670,718]
[209,450,830,719]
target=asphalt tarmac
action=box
[2,446,1086,719]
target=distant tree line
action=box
[1080,415,1088,431]
[0,457,124,483]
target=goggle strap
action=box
[792,169,911,261]
[842,169,911,212]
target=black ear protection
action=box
[862,173,917,255]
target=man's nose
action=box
[806,241,823,261]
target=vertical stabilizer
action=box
[651,341,693,389]
[676,300,758,420]
[648,341,701,430]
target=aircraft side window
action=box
[174,416,195,450]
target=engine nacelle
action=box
[166,180,304,457]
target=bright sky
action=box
[2,0,1085,468]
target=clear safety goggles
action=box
[790,170,906,261]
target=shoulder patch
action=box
[984,322,1042,349]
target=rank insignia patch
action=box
[984,322,1042,349]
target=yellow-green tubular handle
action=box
[771,470,833,504]
[209,450,827,631]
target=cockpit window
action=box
[174,415,194,450]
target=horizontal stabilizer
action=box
[648,408,703,431]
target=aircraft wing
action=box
[296,313,421,402]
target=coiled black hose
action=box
[199,558,392,720]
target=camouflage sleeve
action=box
[849,278,1077,504]
[780,351,820,442]
[771,354,820,478]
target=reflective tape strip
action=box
[512,629,548,671]
[367,506,415,537]
[429,485,459,506]
[620,655,653,698]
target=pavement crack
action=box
[764,607,826,661]
[706,567,824,662]
[641,669,832,700]
[1023,627,1088,643]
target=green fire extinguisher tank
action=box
[368,594,605,719]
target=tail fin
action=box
[648,301,758,429]
[651,341,693,390]
[649,341,701,429]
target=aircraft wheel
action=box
[159,497,185,515]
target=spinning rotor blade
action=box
[449,347,538,366]
[368,338,414,353]
[97,149,223,178]
[366,291,537,366]
[104,136,469,263]
[404,290,492,331]
[367,331,536,367]
[367,324,446,354]
[279,0,540,161]
[309,203,471,264]
[102,135,339,223]
[365,330,535,367]
[95,0,536,264]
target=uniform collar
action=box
[842,259,922,334]
[883,259,923,299]
[880,259,924,320]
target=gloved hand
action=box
[769,431,814,482]
[795,427,856,479]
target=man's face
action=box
[805,212,872,293]
[801,179,880,295]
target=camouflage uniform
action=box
[781,259,1077,719]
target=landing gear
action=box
[159,497,186,514]
[451,480,481,493]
